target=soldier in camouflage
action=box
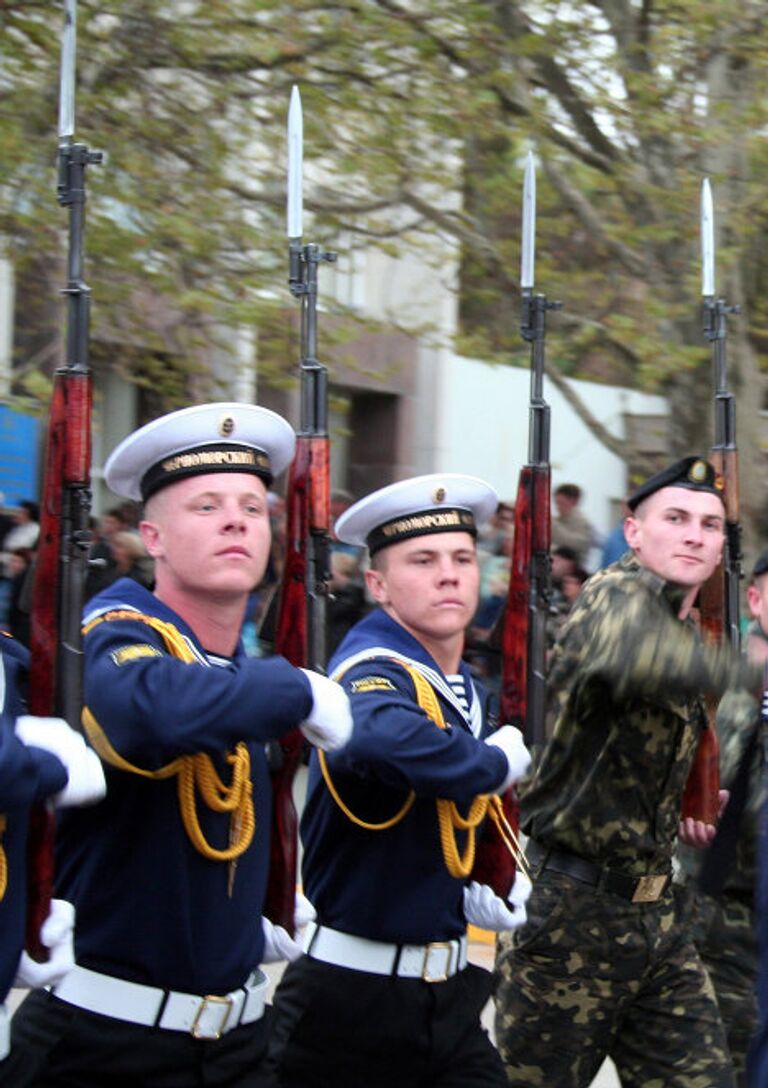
[494,456,761,1088]
[676,551,768,1086]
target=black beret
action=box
[752,550,768,579]
[626,456,724,512]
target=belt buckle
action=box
[422,942,452,983]
[190,994,233,1040]
[631,874,667,903]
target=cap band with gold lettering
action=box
[335,473,498,557]
[366,506,478,557]
[139,442,273,501]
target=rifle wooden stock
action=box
[26,370,92,960]
[264,434,330,935]
[500,464,551,743]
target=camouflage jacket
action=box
[678,622,766,899]
[522,552,759,876]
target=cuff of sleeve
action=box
[28,747,69,802]
[490,747,513,794]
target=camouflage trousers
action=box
[494,869,734,1088]
[681,884,757,1088]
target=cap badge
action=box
[219,415,236,438]
[432,486,447,503]
[689,460,708,483]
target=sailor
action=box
[5,402,352,1087]
[0,630,106,1061]
[268,473,532,1088]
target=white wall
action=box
[435,352,669,540]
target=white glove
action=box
[261,892,317,963]
[262,917,303,963]
[294,890,317,929]
[14,898,75,989]
[299,670,353,751]
[15,716,107,807]
[484,725,531,792]
[507,870,533,914]
[463,871,532,931]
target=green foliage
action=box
[4,0,768,456]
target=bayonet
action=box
[520,150,536,292]
[58,0,76,144]
[701,178,715,299]
[287,85,303,241]
[287,85,304,293]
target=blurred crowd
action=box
[464,483,616,693]
[0,481,618,670]
[0,498,153,647]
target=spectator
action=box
[478,501,515,560]
[330,490,365,566]
[110,530,154,590]
[84,508,130,601]
[0,494,14,556]
[7,548,33,646]
[116,500,142,531]
[327,550,369,656]
[551,483,600,570]
[547,546,586,654]
[601,503,631,568]
[1,501,39,576]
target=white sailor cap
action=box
[104,402,296,502]
[335,473,498,557]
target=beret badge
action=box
[689,459,708,483]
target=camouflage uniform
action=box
[677,682,764,1088]
[495,553,757,1088]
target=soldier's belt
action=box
[526,840,670,903]
[0,1004,8,1061]
[304,922,468,982]
[50,964,267,1040]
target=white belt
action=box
[303,922,468,983]
[0,1004,8,1061]
[50,965,267,1040]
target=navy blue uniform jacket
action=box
[301,609,507,944]
[56,578,313,995]
[0,634,67,1001]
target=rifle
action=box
[500,151,560,751]
[263,86,335,934]
[473,153,557,895]
[25,0,101,959]
[682,177,741,826]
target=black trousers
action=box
[267,955,507,1088]
[1,989,277,1088]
